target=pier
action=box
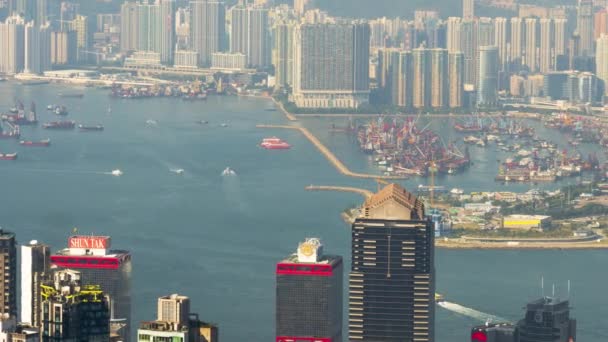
[305,185,374,199]
[256,124,407,180]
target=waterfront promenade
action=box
[256,124,407,180]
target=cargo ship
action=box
[260,137,291,149]
[0,153,17,160]
[78,124,104,131]
[43,121,75,129]
[20,138,50,147]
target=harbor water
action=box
[0,84,606,341]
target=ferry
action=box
[0,153,17,160]
[20,138,50,147]
[78,124,104,131]
[43,121,75,130]
[260,137,291,150]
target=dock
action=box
[256,124,407,180]
[305,185,374,199]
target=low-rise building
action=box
[502,214,551,230]
[124,51,163,69]
[211,52,247,71]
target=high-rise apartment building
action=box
[276,238,342,342]
[394,51,413,108]
[190,0,226,67]
[430,48,448,109]
[539,18,554,73]
[449,51,464,108]
[447,17,462,53]
[292,22,370,108]
[576,0,594,56]
[595,9,608,40]
[0,229,16,318]
[273,21,294,89]
[463,0,474,21]
[24,21,50,74]
[120,1,139,52]
[517,297,576,342]
[40,269,110,342]
[70,14,88,62]
[412,47,430,109]
[596,34,608,95]
[524,17,538,72]
[554,18,568,68]
[494,17,507,71]
[51,235,132,341]
[0,15,25,74]
[50,30,76,65]
[349,184,434,342]
[477,45,499,108]
[461,19,476,85]
[159,0,176,65]
[510,17,523,69]
[20,240,50,328]
[229,4,269,68]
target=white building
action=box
[211,52,247,70]
[174,50,199,69]
[20,241,50,327]
[0,15,25,74]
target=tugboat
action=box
[43,121,75,129]
[0,153,17,160]
[19,138,50,147]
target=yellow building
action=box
[502,215,551,230]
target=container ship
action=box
[0,153,17,160]
[260,137,291,149]
[43,121,75,129]
[20,138,50,147]
[78,124,104,131]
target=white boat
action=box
[111,169,123,176]
[221,167,236,176]
[170,168,184,175]
[146,119,158,125]
[221,123,228,127]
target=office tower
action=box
[449,51,464,108]
[0,229,16,318]
[463,0,474,20]
[139,294,218,342]
[276,238,342,342]
[471,323,516,342]
[595,9,608,40]
[524,18,538,72]
[229,4,269,68]
[394,51,412,108]
[510,17,523,69]
[0,15,25,74]
[576,0,594,56]
[40,269,110,341]
[539,18,554,73]
[461,19,476,85]
[20,241,50,327]
[447,17,462,53]
[157,294,190,325]
[70,14,88,62]
[517,297,576,342]
[349,184,434,342]
[190,0,226,67]
[273,21,294,89]
[477,46,499,108]
[50,30,76,65]
[120,1,138,52]
[412,47,430,109]
[51,235,132,341]
[494,17,507,71]
[430,48,448,109]
[597,34,608,95]
[160,0,175,65]
[292,22,370,108]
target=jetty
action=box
[305,185,374,199]
[256,124,407,180]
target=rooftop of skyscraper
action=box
[361,183,425,220]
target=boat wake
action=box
[438,301,508,323]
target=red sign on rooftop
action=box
[68,236,110,250]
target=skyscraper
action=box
[50,30,76,65]
[554,18,568,69]
[0,229,16,318]
[412,47,430,109]
[349,184,434,342]
[430,48,448,109]
[463,0,474,21]
[524,17,538,72]
[229,4,269,68]
[159,0,175,65]
[20,240,50,328]
[517,297,576,342]
[394,51,412,108]
[190,0,226,67]
[51,235,132,341]
[477,45,499,108]
[539,18,554,73]
[276,238,342,342]
[576,0,594,56]
[494,17,507,71]
[447,17,462,53]
[510,17,523,69]
[24,21,40,73]
[596,34,608,95]
[273,21,294,90]
[70,14,88,62]
[292,22,370,108]
[120,1,139,52]
[0,15,25,74]
[461,19,476,85]
[449,51,464,108]
[157,294,190,325]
